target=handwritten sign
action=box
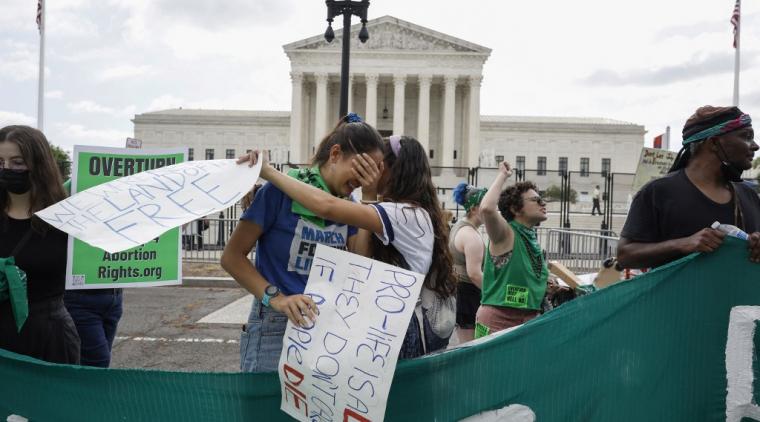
[631,147,677,192]
[36,146,261,254]
[55,147,186,289]
[279,244,425,422]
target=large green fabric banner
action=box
[2,238,760,421]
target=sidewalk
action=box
[182,262,237,288]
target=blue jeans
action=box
[64,289,123,368]
[240,297,288,373]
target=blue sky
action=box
[2,0,759,154]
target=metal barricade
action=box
[182,218,252,262]
[536,228,619,274]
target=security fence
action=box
[184,218,618,273]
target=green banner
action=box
[3,238,760,421]
[67,146,185,289]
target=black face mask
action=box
[714,141,744,183]
[0,169,31,194]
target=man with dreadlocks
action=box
[618,106,760,269]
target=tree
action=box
[753,157,760,169]
[542,184,577,204]
[49,143,71,179]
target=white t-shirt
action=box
[371,202,434,275]
[372,202,456,341]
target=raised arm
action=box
[241,150,384,235]
[480,161,514,255]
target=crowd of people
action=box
[1,104,759,373]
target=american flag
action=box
[36,0,43,33]
[731,0,741,48]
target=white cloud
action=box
[97,64,152,82]
[45,90,64,99]
[67,100,136,117]
[0,40,42,82]
[56,123,130,144]
[67,100,115,114]
[146,94,184,112]
[0,110,36,126]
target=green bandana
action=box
[0,256,29,332]
[287,167,333,228]
[510,220,546,279]
[464,188,487,212]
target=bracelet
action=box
[360,200,379,204]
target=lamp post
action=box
[324,0,370,119]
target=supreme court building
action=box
[133,16,646,179]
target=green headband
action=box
[464,188,487,212]
[682,114,752,145]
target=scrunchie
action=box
[344,112,363,123]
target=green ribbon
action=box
[287,167,333,228]
[0,256,29,332]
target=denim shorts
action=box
[239,297,289,373]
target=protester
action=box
[243,134,457,358]
[221,113,384,372]
[58,176,124,367]
[591,185,602,216]
[450,182,486,343]
[0,125,80,364]
[475,161,550,337]
[617,106,760,269]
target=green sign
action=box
[67,146,185,289]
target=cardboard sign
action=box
[631,147,677,192]
[279,244,425,422]
[36,147,262,254]
[125,137,143,149]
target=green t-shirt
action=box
[481,221,548,310]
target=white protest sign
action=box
[631,147,677,192]
[37,149,261,253]
[279,244,425,422]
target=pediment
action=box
[284,15,490,54]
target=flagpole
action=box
[733,0,741,107]
[37,0,45,131]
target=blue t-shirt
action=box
[241,183,358,296]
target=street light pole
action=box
[324,0,370,119]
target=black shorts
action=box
[456,282,481,329]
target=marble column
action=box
[467,75,482,168]
[442,75,457,167]
[417,74,432,154]
[365,73,379,126]
[289,71,304,163]
[314,73,328,148]
[392,74,406,135]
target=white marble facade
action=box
[132,16,645,178]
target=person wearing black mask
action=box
[618,106,760,269]
[0,125,80,363]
